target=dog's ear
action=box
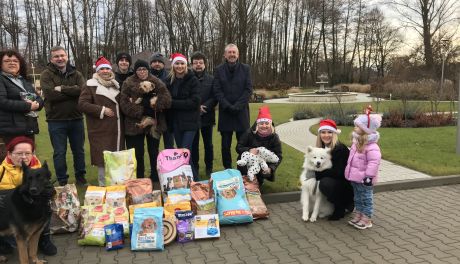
[324,147,331,154]
[42,160,49,170]
[307,146,313,153]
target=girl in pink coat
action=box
[345,106,382,229]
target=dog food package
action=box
[175,210,194,243]
[131,207,164,251]
[157,148,193,192]
[125,178,153,205]
[78,206,114,246]
[243,176,269,219]
[84,186,106,206]
[104,148,137,185]
[191,181,216,215]
[211,169,253,225]
[129,202,162,224]
[163,189,192,219]
[106,185,127,208]
[152,190,162,205]
[109,206,130,237]
[50,183,81,234]
[104,223,124,251]
[194,214,220,239]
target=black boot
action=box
[328,205,345,221]
[0,238,13,255]
[38,234,57,256]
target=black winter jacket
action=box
[194,71,216,127]
[115,68,134,88]
[0,73,44,135]
[315,142,350,181]
[165,71,201,131]
[236,122,283,181]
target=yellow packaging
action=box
[128,202,162,223]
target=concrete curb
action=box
[262,174,460,204]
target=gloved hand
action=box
[363,176,373,186]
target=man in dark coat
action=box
[213,44,253,169]
[190,52,216,177]
[40,46,87,186]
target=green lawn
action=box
[34,101,460,195]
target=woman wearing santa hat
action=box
[236,106,282,187]
[315,119,354,220]
[165,53,200,180]
[78,56,125,186]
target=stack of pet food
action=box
[50,183,81,234]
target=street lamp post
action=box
[457,71,460,155]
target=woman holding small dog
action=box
[345,106,382,229]
[315,119,354,220]
[236,106,282,187]
[120,60,171,183]
[0,136,57,256]
[164,53,201,180]
[79,56,125,186]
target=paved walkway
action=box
[276,118,432,183]
[8,184,460,263]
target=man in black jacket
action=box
[213,44,253,169]
[190,52,216,177]
[40,46,87,187]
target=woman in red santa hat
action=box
[164,53,200,180]
[236,106,282,187]
[78,56,125,186]
[315,119,354,220]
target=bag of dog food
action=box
[131,207,164,251]
[104,223,124,251]
[105,185,127,208]
[211,169,253,225]
[152,190,162,205]
[157,149,193,192]
[109,206,129,236]
[175,210,194,243]
[78,205,114,246]
[104,148,137,185]
[194,214,220,239]
[191,181,216,215]
[128,202,162,224]
[163,189,192,219]
[125,178,153,205]
[50,184,80,234]
[243,176,269,219]
[84,186,106,206]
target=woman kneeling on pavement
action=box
[236,106,282,187]
[315,119,354,220]
[0,136,57,256]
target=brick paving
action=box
[6,184,459,263]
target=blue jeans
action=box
[351,182,374,217]
[191,125,214,174]
[48,120,86,183]
[173,129,197,180]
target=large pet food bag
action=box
[125,178,153,205]
[157,149,193,192]
[104,224,124,251]
[84,186,106,206]
[163,189,191,219]
[105,185,127,208]
[78,205,114,246]
[104,148,137,185]
[109,206,130,236]
[131,207,164,251]
[128,202,162,223]
[211,169,253,225]
[243,176,269,219]
[50,184,80,234]
[194,214,220,239]
[190,181,216,215]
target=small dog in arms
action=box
[299,146,334,222]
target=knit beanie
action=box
[116,52,132,66]
[354,105,382,134]
[150,52,166,65]
[6,136,35,152]
[318,119,341,134]
[134,60,150,72]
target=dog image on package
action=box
[157,149,194,192]
[84,186,106,206]
[131,207,164,251]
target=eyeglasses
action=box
[3,59,20,64]
[11,152,33,157]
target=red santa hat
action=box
[94,56,112,72]
[257,106,272,123]
[317,119,341,134]
[170,53,188,66]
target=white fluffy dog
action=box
[300,146,334,222]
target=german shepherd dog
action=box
[0,162,55,264]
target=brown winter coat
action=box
[120,74,171,136]
[78,78,125,166]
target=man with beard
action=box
[213,44,253,169]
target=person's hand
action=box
[54,86,62,92]
[129,97,133,103]
[104,108,115,117]
[25,99,39,111]
[363,176,373,186]
[249,148,259,155]
[262,167,271,174]
[200,105,207,114]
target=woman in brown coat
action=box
[120,60,171,183]
[78,56,124,186]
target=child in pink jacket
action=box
[345,106,382,229]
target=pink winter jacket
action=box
[345,133,382,184]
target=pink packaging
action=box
[157,149,191,174]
